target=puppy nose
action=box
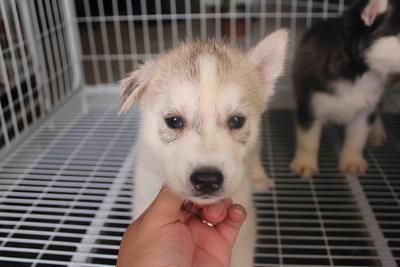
[190,168,223,194]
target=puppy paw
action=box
[250,160,274,192]
[251,164,274,192]
[368,127,387,147]
[252,173,274,192]
[290,155,318,179]
[339,152,368,175]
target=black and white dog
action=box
[290,0,400,178]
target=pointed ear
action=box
[119,69,150,113]
[247,29,289,94]
[361,0,388,26]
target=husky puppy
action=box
[290,0,400,179]
[119,30,288,267]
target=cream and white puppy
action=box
[120,30,288,267]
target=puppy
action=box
[290,0,400,179]
[119,30,288,267]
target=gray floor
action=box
[0,90,399,267]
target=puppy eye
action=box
[228,115,246,129]
[165,116,184,129]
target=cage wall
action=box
[76,0,347,85]
[0,0,351,154]
[0,0,81,155]
[2,1,400,267]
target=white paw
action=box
[368,127,387,147]
[251,165,274,192]
[250,161,274,192]
[252,174,274,192]
[290,154,318,179]
[339,152,368,175]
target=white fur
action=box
[134,77,257,267]
[123,31,289,267]
[366,36,400,79]
[312,71,384,124]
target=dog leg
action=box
[339,113,369,175]
[132,169,162,219]
[290,120,322,179]
[231,206,256,267]
[249,141,274,192]
[250,158,274,192]
[231,184,256,267]
[368,113,387,147]
[132,146,164,219]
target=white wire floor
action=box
[0,90,399,267]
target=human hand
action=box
[117,186,247,267]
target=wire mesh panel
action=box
[0,91,399,266]
[358,115,400,267]
[1,0,400,267]
[76,0,349,85]
[256,111,393,267]
[0,0,80,154]
[0,92,136,267]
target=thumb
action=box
[145,185,185,223]
[215,204,247,246]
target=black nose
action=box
[190,168,223,194]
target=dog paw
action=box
[252,174,274,192]
[339,152,368,175]
[251,165,274,192]
[290,155,318,179]
[368,128,387,147]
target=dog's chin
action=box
[186,195,225,205]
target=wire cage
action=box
[0,0,400,267]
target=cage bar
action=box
[1,1,400,267]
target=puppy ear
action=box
[247,29,289,97]
[361,0,388,26]
[119,69,150,113]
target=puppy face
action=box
[121,30,288,204]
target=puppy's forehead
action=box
[152,41,264,113]
[166,53,243,111]
[198,54,218,91]
[157,41,244,85]
[198,54,219,109]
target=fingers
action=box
[201,198,233,226]
[145,185,185,224]
[215,204,247,246]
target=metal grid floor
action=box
[0,91,399,267]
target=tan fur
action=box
[120,40,270,113]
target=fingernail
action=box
[207,201,224,218]
[231,204,245,217]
